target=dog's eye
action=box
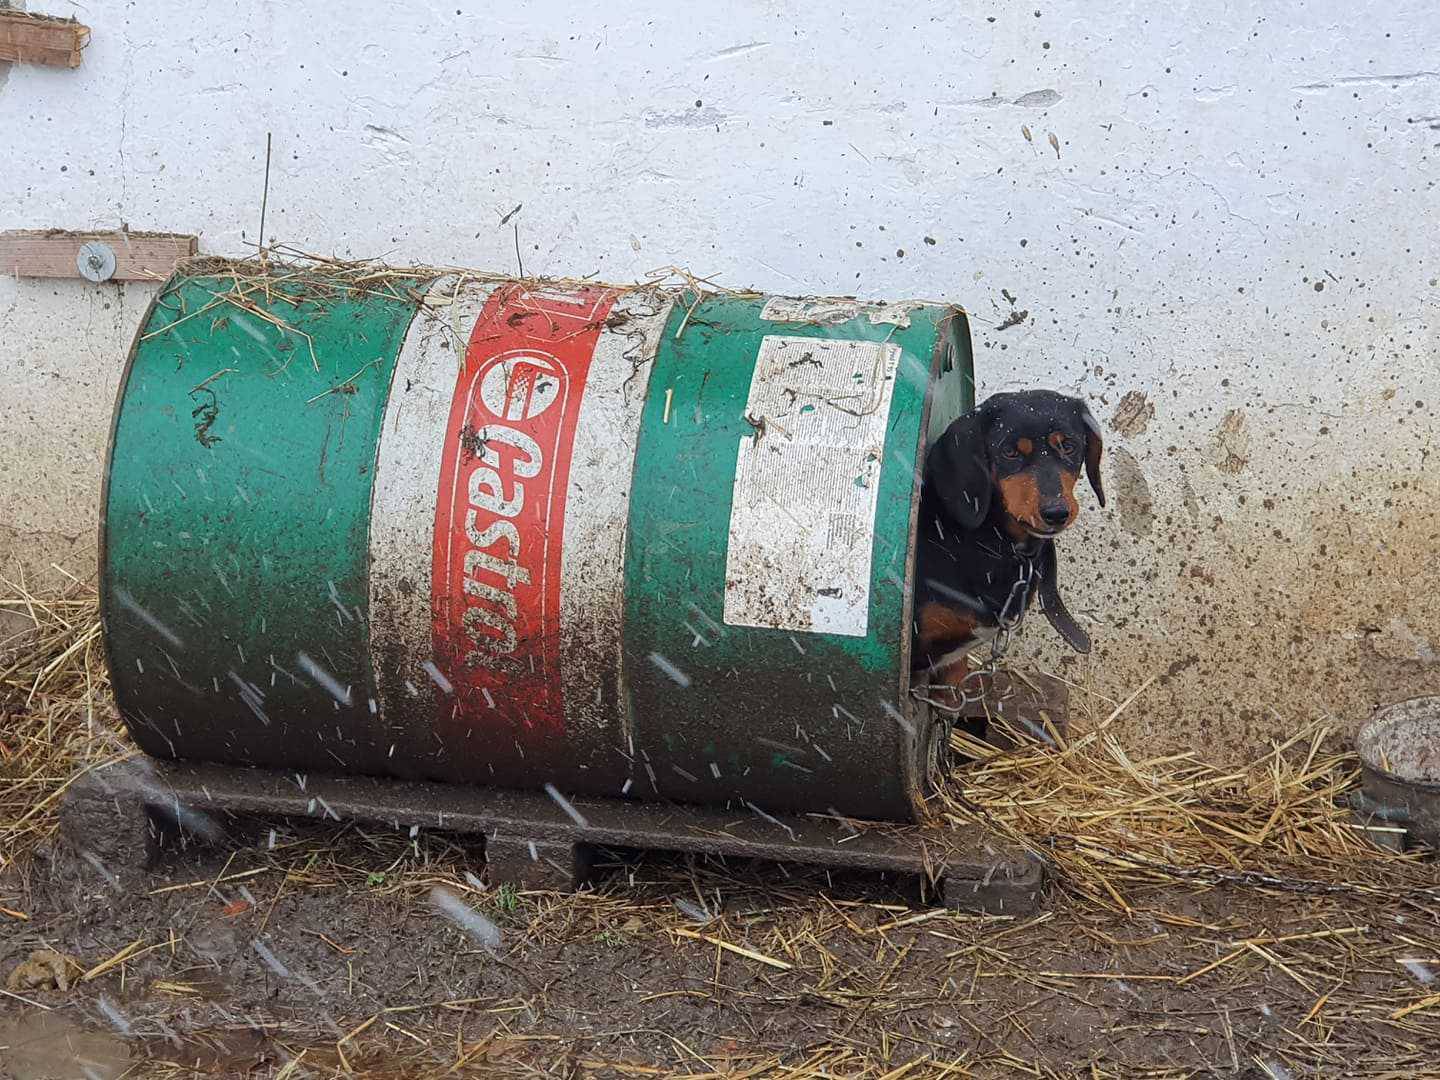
[1001,446,1022,461]
[1054,437,1074,455]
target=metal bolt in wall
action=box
[76,240,115,282]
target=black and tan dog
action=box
[912,390,1104,695]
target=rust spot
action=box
[997,473,1042,529]
[1016,437,1034,455]
[1048,431,1071,452]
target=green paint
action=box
[622,294,966,819]
[103,273,420,773]
[101,267,974,823]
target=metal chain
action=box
[913,542,1042,789]
[912,545,1039,716]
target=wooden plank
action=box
[0,12,90,68]
[0,230,198,282]
[2,44,74,67]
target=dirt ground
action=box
[3,587,1439,1077]
[2,807,1437,1079]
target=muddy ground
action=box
[2,813,1437,1079]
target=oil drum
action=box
[100,265,973,822]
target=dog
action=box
[912,389,1105,697]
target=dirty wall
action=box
[2,1,1437,759]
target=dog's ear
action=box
[1076,400,1105,507]
[928,406,992,528]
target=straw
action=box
[4,579,1438,1076]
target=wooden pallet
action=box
[61,757,1044,914]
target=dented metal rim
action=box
[1355,696,1440,791]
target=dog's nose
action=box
[1040,503,1070,527]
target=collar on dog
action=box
[994,536,1091,654]
[1030,541,1092,654]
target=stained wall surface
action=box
[2,2,1437,756]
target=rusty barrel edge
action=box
[102,268,974,823]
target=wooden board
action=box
[0,230,197,282]
[0,12,90,68]
[61,757,1046,914]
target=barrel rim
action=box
[97,268,188,727]
[899,304,975,811]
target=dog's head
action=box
[928,389,1105,538]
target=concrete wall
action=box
[3,1,1437,756]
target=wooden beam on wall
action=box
[0,11,90,68]
[0,230,198,282]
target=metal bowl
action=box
[1351,696,1440,849]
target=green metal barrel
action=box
[100,266,973,823]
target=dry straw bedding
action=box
[4,574,1439,1077]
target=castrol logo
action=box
[432,284,618,736]
[478,354,563,422]
[454,353,559,662]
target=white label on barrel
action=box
[723,335,901,637]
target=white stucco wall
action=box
[3,1,1438,756]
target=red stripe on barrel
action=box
[431,284,619,738]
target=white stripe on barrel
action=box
[557,289,674,746]
[369,280,496,724]
[370,281,672,749]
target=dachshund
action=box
[912,389,1105,697]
